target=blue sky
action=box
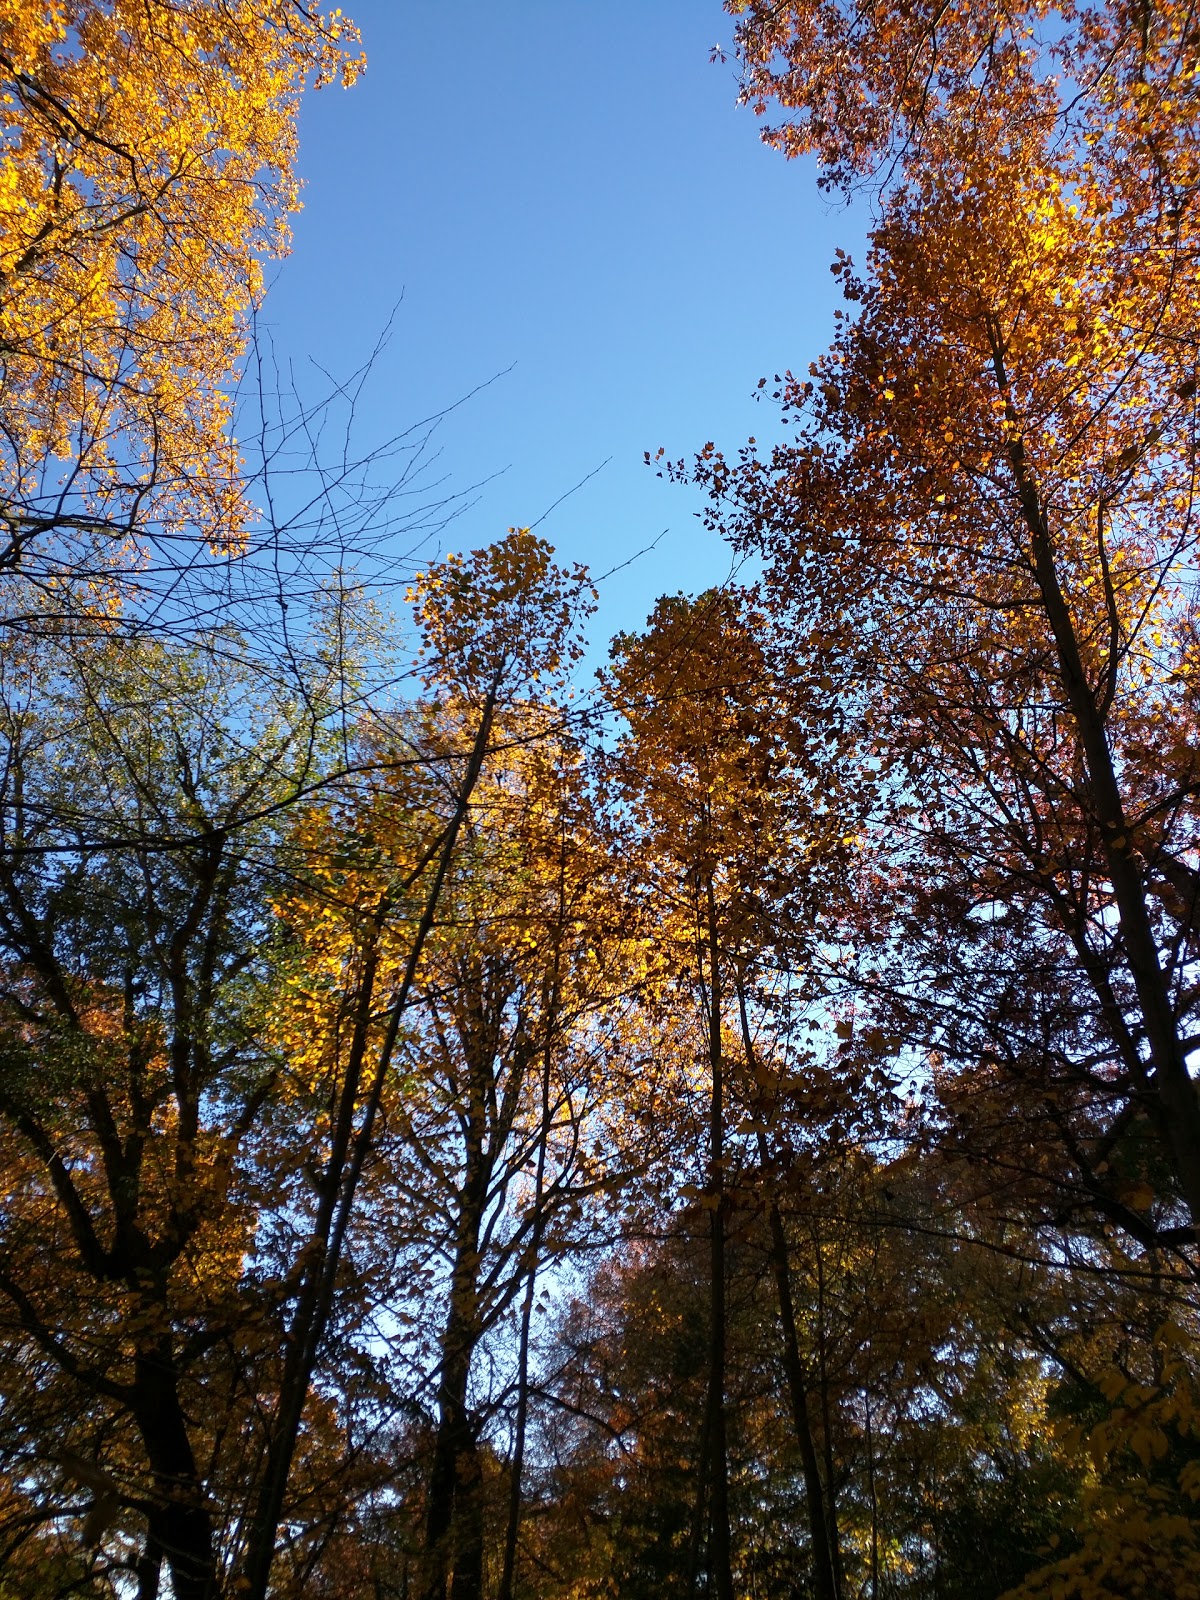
[261,0,866,649]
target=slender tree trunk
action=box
[131,1345,217,1600]
[134,1528,163,1600]
[686,1398,713,1595]
[498,1243,537,1600]
[703,875,735,1600]
[865,1394,880,1600]
[498,1035,555,1600]
[737,973,839,1600]
[768,1194,840,1600]
[813,1238,844,1600]
[424,1032,494,1600]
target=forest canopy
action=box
[0,3,1199,1600]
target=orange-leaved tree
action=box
[604,585,862,1600]
[695,0,1200,1251]
[387,724,627,1600]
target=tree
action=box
[0,0,362,614]
[525,1126,1109,1600]
[604,585,861,1600]
[689,0,1200,1254]
[245,530,600,1600]
[0,623,343,1599]
[1006,1318,1200,1600]
[389,728,618,1600]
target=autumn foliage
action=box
[2,3,1200,1600]
[0,1,361,581]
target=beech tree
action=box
[606,590,783,1600]
[388,730,620,1600]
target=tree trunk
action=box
[865,1393,880,1600]
[736,979,839,1600]
[498,1032,555,1600]
[813,1237,845,1600]
[423,1280,485,1600]
[422,1344,480,1600]
[423,1048,493,1600]
[686,1400,713,1594]
[767,1192,840,1600]
[131,1344,217,1600]
[134,1529,163,1600]
[703,875,735,1600]
[497,1251,536,1600]
[451,1437,483,1600]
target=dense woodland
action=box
[1,2,1199,1597]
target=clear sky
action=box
[260,0,867,649]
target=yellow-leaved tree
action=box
[243,530,599,1600]
[0,0,361,598]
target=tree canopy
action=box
[1,3,1199,1599]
